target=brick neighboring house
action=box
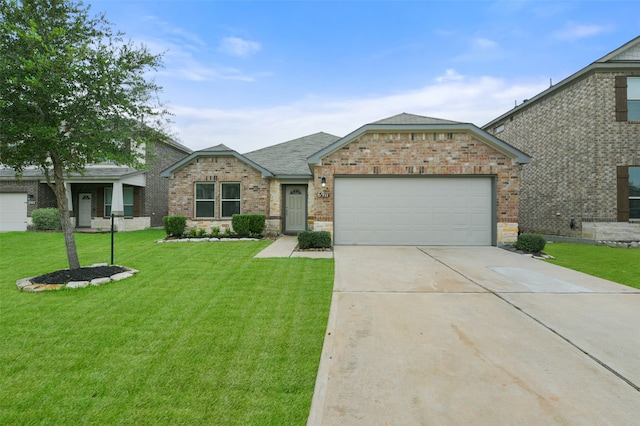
[0,139,191,232]
[162,113,530,246]
[483,36,640,242]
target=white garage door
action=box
[0,193,28,232]
[334,177,492,245]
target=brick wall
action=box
[145,142,190,227]
[487,71,640,237]
[313,131,521,233]
[166,155,270,230]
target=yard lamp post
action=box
[110,213,115,265]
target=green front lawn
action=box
[0,230,334,425]
[543,242,640,289]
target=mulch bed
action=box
[31,266,126,285]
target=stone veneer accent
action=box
[486,71,640,239]
[583,221,640,241]
[311,131,522,244]
[166,156,270,233]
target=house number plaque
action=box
[316,191,330,198]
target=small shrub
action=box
[32,208,61,231]
[514,233,546,253]
[163,215,186,237]
[298,230,332,249]
[232,214,266,237]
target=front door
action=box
[78,193,92,227]
[285,186,306,233]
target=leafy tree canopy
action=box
[0,0,170,176]
[0,0,172,269]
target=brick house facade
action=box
[162,114,530,245]
[0,138,191,231]
[164,146,271,233]
[483,36,640,242]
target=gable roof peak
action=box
[201,143,233,152]
[371,113,462,126]
[596,35,640,63]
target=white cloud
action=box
[141,37,258,82]
[553,22,607,40]
[436,69,464,83]
[219,36,262,58]
[475,37,498,49]
[168,74,548,153]
[453,36,502,63]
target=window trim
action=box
[627,77,640,121]
[629,166,640,220]
[615,76,640,122]
[220,182,241,218]
[194,182,215,218]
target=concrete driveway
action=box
[308,246,640,425]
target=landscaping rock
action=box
[110,272,132,281]
[91,277,111,286]
[156,237,259,243]
[67,281,90,289]
[16,265,138,292]
[597,240,640,248]
[16,278,34,289]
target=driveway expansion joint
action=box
[417,246,640,393]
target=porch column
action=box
[64,182,73,211]
[111,181,124,217]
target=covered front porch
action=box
[62,168,149,232]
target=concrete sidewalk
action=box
[308,246,640,425]
[253,235,333,258]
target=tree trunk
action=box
[49,158,81,270]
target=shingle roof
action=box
[201,143,233,152]
[371,113,462,126]
[244,132,340,176]
[164,138,193,154]
[0,166,142,180]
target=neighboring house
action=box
[483,36,640,242]
[0,139,191,232]
[162,113,530,246]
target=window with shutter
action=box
[615,76,628,122]
[628,78,640,121]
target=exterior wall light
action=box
[321,177,326,187]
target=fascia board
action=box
[273,174,312,180]
[483,61,640,129]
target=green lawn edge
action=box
[0,230,334,425]
[542,242,640,289]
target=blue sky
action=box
[89,0,640,152]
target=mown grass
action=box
[543,242,640,289]
[0,230,334,425]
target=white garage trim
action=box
[0,193,28,232]
[334,176,495,246]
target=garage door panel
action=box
[334,177,492,245]
[0,193,28,232]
